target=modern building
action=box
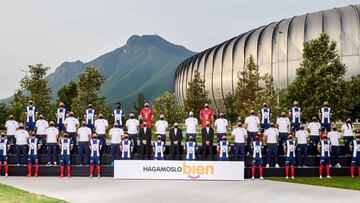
[174,4,360,114]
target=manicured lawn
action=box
[267,176,360,191]
[0,183,66,203]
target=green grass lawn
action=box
[0,183,66,203]
[267,176,360,191]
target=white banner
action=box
[114,160,244,181]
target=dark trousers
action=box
[68,132,77,153]
[47,143,57,164]
[16,145,27,164]
[78,142,89,165]
[7,135,16,145]
[344,137,353,155]
[309,136,320,155]
[331,146,340,164]
[129,134,138,153]
[217,133,226,143]
[97,134,106,155]
[36,134,47,154]
[202,142,213,160]
[233,143,246,161]
[247,131,257,154]
[111,144,121,161]
[169,143,181,160]
[267,143,278,166]
[291,122,300,132]
[139,143,151,160]
[278,133,288,154]
[297,144,308,166]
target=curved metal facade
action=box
[174,4,360,113]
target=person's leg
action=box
[233,143,240,161]
[274,144,278,165]
[78,143,85,165]
[334,146,339,165]
[247,132,252,155]
[169,143,175,160]
[240,143,245,162]
[47,144,53,164]
[16,145,21,165]
[303,144,308,166]
[139,143,144,159]
[209,143,213,161]
[267,145,271,166]
[21,145,27,165]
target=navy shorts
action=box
[60,154,71,165]
[90,156,100,165]
[351,157,360,166]
[320,156,330,165]
[291,122,300,132]
[285,157,295,166]
[252,157,263,165]
[321,123,331,132]
[0,155,8,163]
[261,123,270,133]
[26,122,36,131]
[27,154,38,164]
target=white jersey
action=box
[318,139,331,157]
[90,139,101,157]
[15,129,29,145]
[94,119,109,135]
[352,140,360,158]
[25,105,37,122]
[328,131,341,146]
[5,120,19,135]
[259,108,271,124]
[109,128,124,144]
[285,140,296,157]
[113,109,124,125]
[252,141,263,158]
[126,119,140,134]
[307,122,321,136]
[46,127,59,143]
[264,128,279,144]
[218,140,229,158]
[121,140,132,158]
[0,138,9,156]
[64,117,79,133]
[295,130,309,144]
[153,141,165,158]
[289,107,302,123]
[86,108,96,125]
[185,117,198,134]
[276,117,290,133]
[185,141,197,159]
[78,127,92,142]
[60,138,71,155]
[155,120,168,135]
[342,124,354,137]
[319,107,332,123]
[245,116,260,132]
[28,138,39,155]
[56,108,67,124]
[35,119,49,135]
[232,127,247,143]
[214,118,228,134]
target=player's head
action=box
[116,102,121,109]
[206,121,210,127]
[322,133,328,140]
[64,133,69,138]
[88,104,93,108]
[159,114,165,120]
[219,112,224,118]
[123,133,129,139]
[69,112,74,117]
[144,103,150,108]
[38,114,44,120]
[250,109,256,115]
[237,122,242,127]
[346,118,352,123]
[331,124,337,131]
[82,121,87,127]
[28,99,34,105]
[323,101,329,107]
[143,122,147,127]
[255,134,261,141]
[189,111,194,117]
[280,112,286,117]
[174,123,179,128]
[18,123,24,129]
[188,135,194,142]
[59,101,64,107]
[263,102,268,107]
[355,130,360,139]
[288,133,293,139]
[9,115,15,120]
[222,135,227,141]
[0,132,5,138]
[98,114,104,119]
[31,132,36,137]
[129,113,134,118]
[156,135,162,141]
[293,101,299,106]
[299,124,305,130]
[49,121,55,127]
[312,116,317,122]
[92,133,98,139]
[114,123,119,128]
[204,102,209,108]
[270,122,275,128]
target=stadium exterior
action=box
[174,4,360,114]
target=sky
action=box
[0,0,358,99]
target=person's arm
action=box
[317,143,321,153]
[70,143,74,151]
[283,144,287,154]
[217,144,220,153]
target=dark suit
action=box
[201,127,214,160]
[169,127,183,160]
[138,127,152,160]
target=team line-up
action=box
[0,99,359,180]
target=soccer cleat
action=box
[319,175,323,179]
[46,162,52,166]
[53,162,57,166]
[275,164,280,168]
[326,176,331,179]
[351,175,354,178]
[89,174,93,178]
[97,174,101,179]
[259,176,264,180]
[27,173,32,177]
[5,173,8,177]
[59,174,64,178]
[335,163,341,168]
[265,164,269,168]
[34,173,38,178]
[285,176,289,179]
[291,176,295,179]
[302,165,308,168]
[251,176,255,180]
[67,174,71,178]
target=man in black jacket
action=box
[138,122,152,160]
[201,121,214,160]
[169,123,183,160]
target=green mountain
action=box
[44,35,195,111]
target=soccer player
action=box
[153,135,165,160]
[245,109,260,155]
[319,101,333,134]
[200,102,214,128]
[59,133,73,178]
[94,114,108,155]
[328,125,342,168]
[55,102,68,133]
[232,122,247,161]
[276,112,290,154]
[138,122,152,160]
[288,101,302,132]
[264,123,279,168]
[64,112,80,150]
[284,134,296,179]
[77,121,92,165]
[89,133,102,178]
[184,135,197,161]
[318,134,331,179]
[214,112,228,143]
[46,121,59,166]
[109,124,124,163]
[5,115,18,146]
[25,99,38,131]
[121,134,133,160]
[217,135,230,161]
[185,111,198,141]
[85,104,96,131]
[112,102,125,128]
[259,102,272,134]
[350,131,360,177]
[140,103,153,128]
[15,123,29,166]
[155,114,168,145]
[126,113,140,152]
[35,114,49,154]
[0,132,10,177]
[307,117,321,155]
[27,132,40,177]
[251,134,264,180]
[342,118,355,156]
[295,124,309,167]
[169,123,183,160]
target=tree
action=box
[57,81,78,111]
[71,67,109,118]
[343,75,360,120]
[8,89,27,122]
[281,33,346,121]
[0,103,8,129]
[153,91,185,125]
[132,93,147,116]
[183,69,209,118]
[233,55,279,121]
[224,93,238,123]
[20,64,52,118]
